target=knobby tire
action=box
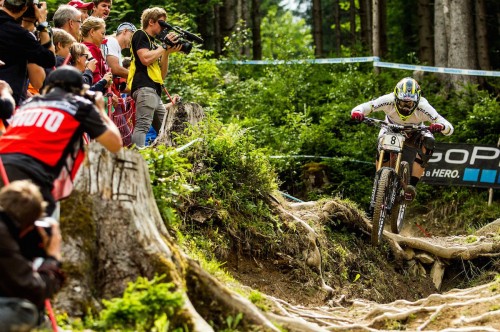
[371,168,393,246]
[390,161,410,234]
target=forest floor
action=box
[224,202,500,331]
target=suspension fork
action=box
[377,150,402,173]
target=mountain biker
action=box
[350,77,454,201]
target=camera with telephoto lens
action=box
[19,217,55,260]
[156,20,204,55]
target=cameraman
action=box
[0,66,122,216]
[0,180,64,331]
[128,7,181,147]
[0,0,55,104]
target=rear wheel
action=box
[371,168,393,246]
[390,161,410,234]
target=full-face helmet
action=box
[394,77,421,120]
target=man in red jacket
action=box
[0,66,122,216]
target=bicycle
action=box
[364,118,430,246]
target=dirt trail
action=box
[226,200,500,331]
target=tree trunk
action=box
[214,4,222,57]
[251,0,262,60]
[475,0,490,70]
[372,0,380,73]
[220,0,237,56]
[379,0,387,57]
[417,0,434,65]
[241,0,251,57]
[333,0,341,55]
[434,0,449,67]
[312,0,324,58]
[359,0,372,52]
[448,0,478,86]
[196,0,214,56]
[350,0,357,49]
[152,102,205,147]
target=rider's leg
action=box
[406,134,436,201]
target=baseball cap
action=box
[67,0,94,10]
[116,22,137,34]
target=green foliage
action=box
[174,114,278,226]
[219,313,243,332]
[167,48,224,107]
[98,275,184,331]
[261,7,314,60]
[139,146,194,227]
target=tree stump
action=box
[152,101,205,147]
[56,144,281,331]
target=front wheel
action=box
[371,168,393,246]
[390,161,410,234]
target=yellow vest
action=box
[127,30,163,91]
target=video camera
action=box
[156,20,204,55]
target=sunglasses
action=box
[80,54,89,59]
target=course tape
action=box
[270,155,373,165]
[374,61,500,77]
[221,56,500,77]
[222,57,379,65]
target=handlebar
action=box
[362,117,429,133]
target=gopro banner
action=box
[422,143,500,189]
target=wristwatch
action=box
[36,21,49,32]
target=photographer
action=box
[0,180,64,331]
[0,0,55,104]
[0,66,122,216]
[128,7,181,147]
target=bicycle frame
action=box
[365,118,426,245]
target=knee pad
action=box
[415,136,435,168]
[422,136,435,150]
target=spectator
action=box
[19,12,46,100]
[0,180,64,331]
[81,16,108,83]
[90,0,111,20]
[67,0,93,21]
[0,66,122,216]
[0,0,55,104]
[128,7,181,147]
[105,22,136,79]
[53,4,82,41]
[52,28,77,66]
[70,42,111,92]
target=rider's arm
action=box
[351,94,394,116]
[417,97,454,136]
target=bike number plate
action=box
[381,134,404,152]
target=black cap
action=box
[46,66,83,94]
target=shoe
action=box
[404,185,417,202]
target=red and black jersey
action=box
[0,88,108,182]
